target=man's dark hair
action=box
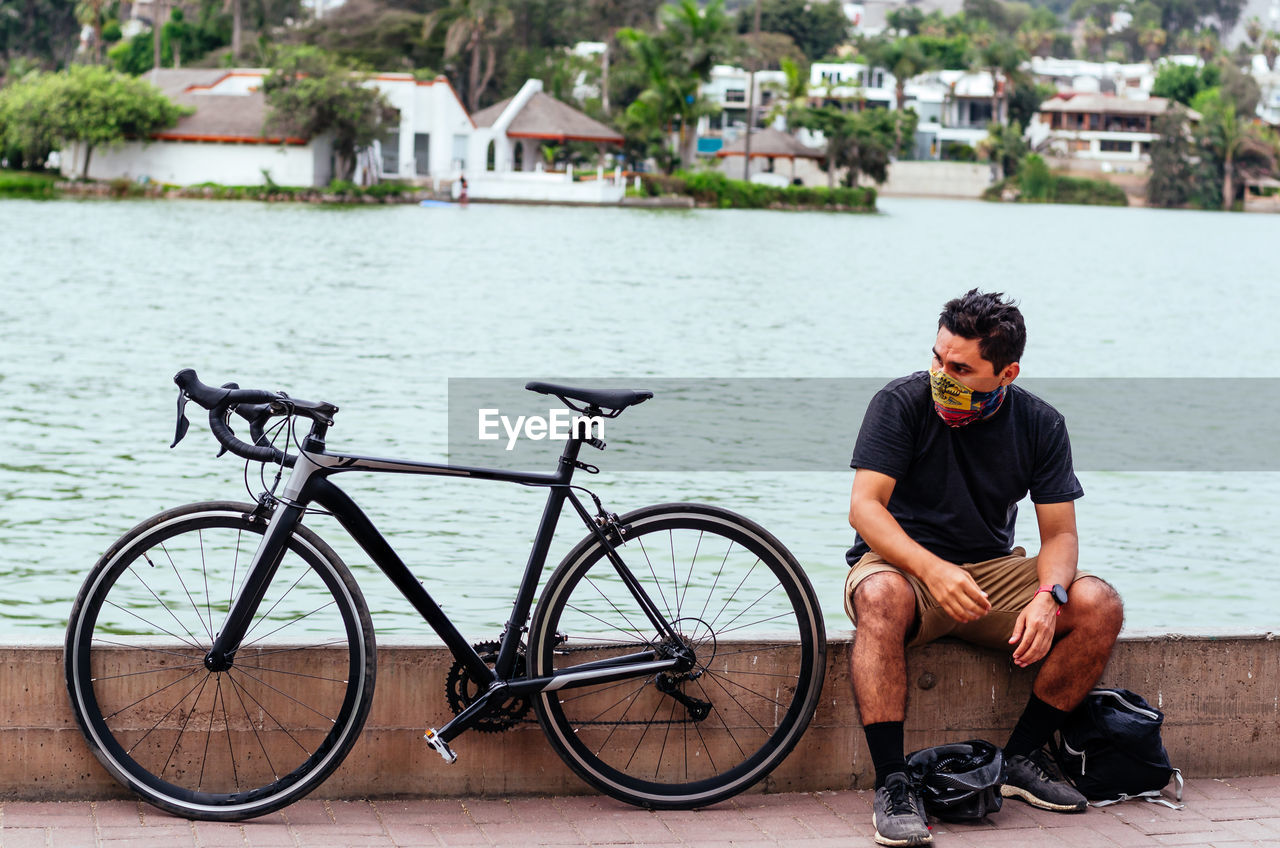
[938,289,1026,372]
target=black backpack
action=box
[1053,688,1184,808]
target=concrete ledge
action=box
[4,634,1276,800]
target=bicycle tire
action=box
[65,501,376,821]
[529,503,826,809]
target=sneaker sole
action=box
[1000,784,1088,812]
[872,813,933,846]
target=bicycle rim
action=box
[530,503,825,808]
[65,502,375,820]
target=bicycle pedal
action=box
[423,729,458,764]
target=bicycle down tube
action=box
[205,422,687,742]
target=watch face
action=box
[1052,584,1069,605]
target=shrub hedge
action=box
[638,170,876,211]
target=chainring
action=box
[443,640,531,733]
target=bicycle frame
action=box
[205,422,686,745]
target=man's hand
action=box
[1009,593,1060,667]
[922,562,991,623]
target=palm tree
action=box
[1262,34,1279,71]
[1200,97,1274,210]
[75,0,110,62]
[1245,16,1264,45]
[641,0,734,167]
[870,36,934,112]
[766,56,811,129]
[1194,29,1219,63]
[969,34,1025,126]
[422,0,515,113]
[1138,26,1167,61]
[1016,26,1054,58]
[1079,18,1106,59]
[223,0,243,61]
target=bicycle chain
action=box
[459,639,709,727]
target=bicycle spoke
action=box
[159,541,213,642]
[225,671,278,781]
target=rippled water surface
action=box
[1,196,1277,640]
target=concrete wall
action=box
[61,139,322,187]
[4,633,1275,801]
[873,161,994,199]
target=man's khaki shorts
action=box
[843,548,1088,650]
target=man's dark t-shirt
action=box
[847,372,1083,566]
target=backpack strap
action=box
[1088,771,1184,811]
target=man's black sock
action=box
[864,721,907,789]
[1004,694,1070,758]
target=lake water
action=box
[1,196,1277,641]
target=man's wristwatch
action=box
[1035,584,1069,615]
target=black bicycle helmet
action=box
[906,739,1007,821]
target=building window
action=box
[1099,139,1133,153]
[725,89,745,103]
[381,129,400,175]
[414,133,430,175]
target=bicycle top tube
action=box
[172,369,654,485]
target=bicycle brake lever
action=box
[214,382,239,458]
[171,390,190,449]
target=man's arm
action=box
[1008,500,1079,667]
[849,468,992,623]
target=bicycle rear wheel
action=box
[529,503,825,809]
[65,501,375,821]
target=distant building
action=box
[1029,94,1197,167]
[696,65,788,154]
[466,79,627,203]
[57,68,473,187]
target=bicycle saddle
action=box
[525,381,653,413]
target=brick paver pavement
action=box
[2,775,1278,847]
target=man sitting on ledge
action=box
[845,289,1124,846]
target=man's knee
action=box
[1066,576,1124,637]
[853,571,917,630]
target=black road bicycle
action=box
[65,370,827,821]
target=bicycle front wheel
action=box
[529,503,826,809]
[65,501,376,821]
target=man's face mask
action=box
[929,367,1007,428]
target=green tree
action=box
[619,0,733,168]
[422,0,515,112]
[977,119,1027,179]
[868,36,936,112]
[0,65,189,175]
[1138,25,1167,59]
[1145,104,1196,207]
[0,0,80,73]
[263,46,396,181]
[75,0,111,63]
[1151,61,1220,105]
[1195,90,1275,210]
[968,33,1025,125]
[804,104,910,187]
[737,0,850,61]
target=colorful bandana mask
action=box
[929,368,1007,427]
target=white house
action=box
[58,68,473,187]
[696,64,789,153]
[464,78,627,204]
[1028,93,1196,167]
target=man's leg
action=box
[1002,576,1124,811]
[852,572,933,846]
[852,571,916,778]
[1030,576,1125,711]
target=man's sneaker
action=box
[1001,749,1088,812]
[872,772,932,846]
